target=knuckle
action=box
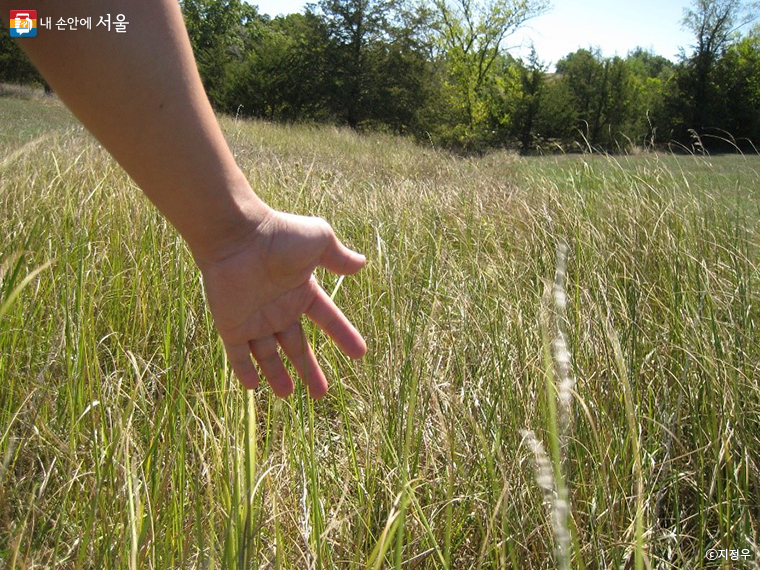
[313,216,334,237]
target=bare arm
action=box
[2,0,264,260]
[2,0,367,397]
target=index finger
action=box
[305,285,367,359]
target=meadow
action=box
[1,90,759,569]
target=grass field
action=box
[1,91,759,569]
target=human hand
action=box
[195,209,367,398]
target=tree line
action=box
[2,0,758,153]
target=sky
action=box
[250,0,700,67]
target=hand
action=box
[196,209,367,398]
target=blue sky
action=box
[250,0,701,67]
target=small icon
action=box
[10,10,37,37]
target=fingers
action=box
[320,233,366,276]
[306,285,367,359]
[276,323,328,399]
[224,341,259,390]
[249,336,294,397]
[226,336,296,397]
[232,331,328,399]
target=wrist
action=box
[184,172,273,269]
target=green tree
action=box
[624,48,676,145]
[680,0,759,129]
[477,52,522,146]
[713,26,760,145]
[314,0,435,131]
[362,27,436,132]
[223,13,335,121]
[512,47,545,153]
[315,0,391,127]
[431,0,549,146]
[602,56,631,147]
[556,49,631,148]
[534,75,577,143]
[555,48,601,126]
[180,0,260,108]
[0,33,49,90]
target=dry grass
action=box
[1,95,759,569]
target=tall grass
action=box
[1,94,759,568]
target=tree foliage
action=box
[0,33,47,88]
[314,0,434,130]
[430,0,548,146]
[179,0,260,105]
[553,49,631,148]
[4,0,760,152]
[680,0,759,128]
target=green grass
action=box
[1,94,759,569]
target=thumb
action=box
[320,234,367,275]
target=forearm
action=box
[2,0,268,260]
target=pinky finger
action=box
[224,341,259,389]
[250,336,294,398]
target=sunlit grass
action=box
[1,94,759,568]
